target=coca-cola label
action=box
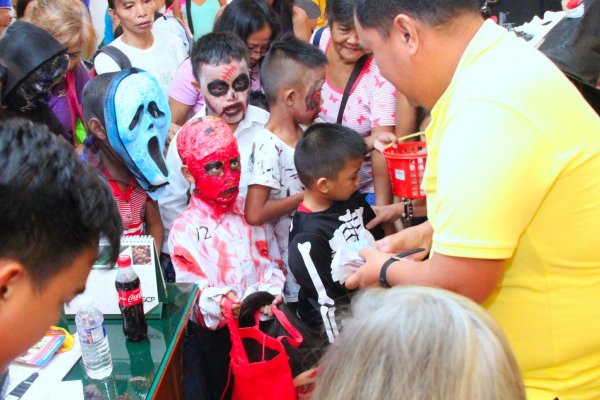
[118,288,143,306]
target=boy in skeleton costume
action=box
[82,69,169,252]
[168,116,285,399]
[288,123,384,343]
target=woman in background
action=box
[28,0,97,150]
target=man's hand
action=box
[345,248,392,289]
[220,291,241,318]
[376,221,432,258]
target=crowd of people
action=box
[1,0,600,399]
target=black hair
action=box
[295,123,367,188]
[191,32,250,83]
[0,119,122,289]
[214,0,280,43]
[249,90,269,111]
[354,0,480,38]
[238,292,326,377]
[82,72,119,129]
[326,0,355,26]
[269,0,294,35]
[260,33,327,105]
[15,0,34,18]
[107,0,114,9]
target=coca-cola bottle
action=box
[115,255,147,341]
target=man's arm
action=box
[145,198,164,254]
[346,249,504,304]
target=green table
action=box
[62,283,198,400]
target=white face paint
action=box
[199,59,250,127]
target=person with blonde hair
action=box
[312,286,526,400]
[28,0,97,148]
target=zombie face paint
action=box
[9,53,69,112]
[105,69,171,199]
[297,67,326,125]
[177,116,241,212]
[199,59,250,127]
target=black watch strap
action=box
[379,257,397,288]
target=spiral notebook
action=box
[63,235,166,319]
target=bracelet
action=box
[379,257,399,288]
[401,198,414,221]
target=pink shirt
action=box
[168,195,285,329]
[169,58,262,123]
[315,27,397,193]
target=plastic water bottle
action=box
[75,295,113,380]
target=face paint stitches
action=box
[200,60,250,126]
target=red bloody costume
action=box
[169,116,285,329]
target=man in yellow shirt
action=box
[346,1,600,399]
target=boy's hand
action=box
[260,295,283,317]
[220,291,241,318]
[366,203,405,229]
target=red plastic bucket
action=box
[383,133,427,199]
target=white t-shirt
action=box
[94,30,187,96]
[248,128,304,302]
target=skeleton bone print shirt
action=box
[168,195,285,330]
[288,191,384,342]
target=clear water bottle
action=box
[75,295,113,380]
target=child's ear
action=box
[181,165,195,185]
[0,261,24,304]
[191,80,201,92]
[284,88,297,107]
[315,177,330,194]
[88,117,107,140]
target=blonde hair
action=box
[28,0,97,59]
[312,286,526,400]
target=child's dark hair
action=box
[260,33,328,105]
[239,292,326,377]
[295,123,367,188]
[191,32,250,82]
[214,0,280,44]
[0,119,122,289]
[82,72,119,128]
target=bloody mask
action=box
[104,68,171,200]
[177,116,241,211]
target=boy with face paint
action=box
[82,69,171,254]
[168,116,285,399]
[160,32,270,259]
[0,21,69,136]
[245,34,327,305]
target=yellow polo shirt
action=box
[424,21,600,400]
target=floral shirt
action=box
[168,195,285,329]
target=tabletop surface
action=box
[62,283,198,400]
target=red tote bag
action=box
[222,300,303,400]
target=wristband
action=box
[379,258,398,288]
[378,248,426,288]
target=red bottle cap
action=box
[117,255,132,268]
